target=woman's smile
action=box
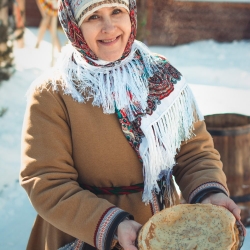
[80,7,131,62]
[98,35,120,46]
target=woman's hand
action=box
[201,192,246,236]
[201,192,240,219]
[117,219,142,250]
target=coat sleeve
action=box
[173,120,229,203]
[20,87,132,249]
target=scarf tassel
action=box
[141,85,204,205]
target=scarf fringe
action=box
[28,40,161,121]
[141,84,204,205]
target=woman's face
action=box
[80,6,131,62]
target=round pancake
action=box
[138,204,241,250]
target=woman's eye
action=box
[113,9,122,15]
[88,15,99,20]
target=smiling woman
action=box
[19,0,246,250]
[80,7,131,61]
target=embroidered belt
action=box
[81,183,144,195]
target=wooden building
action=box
[144,0,250,45]
[25,0,250,45]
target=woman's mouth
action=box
[99,36,120,45]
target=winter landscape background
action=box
[0,27,249,249]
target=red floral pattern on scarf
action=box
[116,59,182,159]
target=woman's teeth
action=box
[102,38,117,43]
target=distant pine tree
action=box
[0,0,16,118]
[0,0,15,82]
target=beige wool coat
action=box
[20,81,229,250]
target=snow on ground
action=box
[0,27,249,249]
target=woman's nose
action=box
[101,18,116,33]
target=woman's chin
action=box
[98,54,122,62]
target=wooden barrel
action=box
[205,113,250,226]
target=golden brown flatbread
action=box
[138,204,241,250]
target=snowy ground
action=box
[0,27,249,249]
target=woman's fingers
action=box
[201,193,247,236]
[117,220,142,250]
[201,193,241,220]
[227,200,241,220]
